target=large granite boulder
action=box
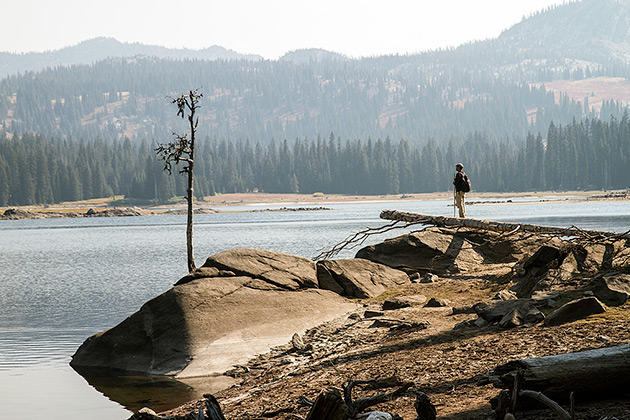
[316,258,410,298]
[355,227,542,275]
[71,248,357,377]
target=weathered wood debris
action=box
[128,376,436,420]
[489,343,630,398]
[379,210,630,240]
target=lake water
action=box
[1,197,630,420]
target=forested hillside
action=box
[2,114,628,206]
[2,0,630,205]
[0,55,587,145]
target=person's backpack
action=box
[461,173,471,192]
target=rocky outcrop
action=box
[71,248,357,377]
[162,208,219,215]
[71,226,630,380]
[316,258,409,298]
[355,227,541,275]
[425,297,451,308]
[204,248,319,290]
[510,240,619,298]
[1,207,143,219]
[2,208,40,219]
[86,207,143,217]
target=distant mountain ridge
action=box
[0,37,263,78]
[3,0,630,145]
[495,0,630,62]
[4,0,630,79]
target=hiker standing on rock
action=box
[453,163,470,218]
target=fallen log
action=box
[489,344,630,398]
[379,210,629,239]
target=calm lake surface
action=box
[2,197,630,420]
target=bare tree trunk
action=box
[186,165,195,273]
[380,210,629,239]
[156,89,202,273]
[186,103,196,273]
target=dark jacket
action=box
[453,171,470,192]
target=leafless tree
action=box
[156,89,202,273]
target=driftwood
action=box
[313,220,413,260]
[315,208,629,261]
[380,210,630,240]
[494,370,573,420]
[494,389,572,420]
[343,377,413,418]
[128,393,228,420]
[518,391,572,420]
[489,344,630,398]
[129,380,434,420]
[304,376,432,420]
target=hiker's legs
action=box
[456,191,466,218]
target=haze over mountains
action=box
[2,0,630,146]
[0,37,263,79]
[3,0,630,206]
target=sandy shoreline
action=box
[1,190,628,215]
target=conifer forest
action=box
[1,114,629,206]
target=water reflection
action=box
[71,366,235,413]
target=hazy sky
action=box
[2,0,565,59]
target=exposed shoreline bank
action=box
[1,189,628,220]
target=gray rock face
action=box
[203,248,318,290]
[71,248,356,377]
[355,228,483,274]
[544,297,607,326]
[511,241,618,298]
[355,227,541,274]
[316,258,409,298]
[593,273,630,305]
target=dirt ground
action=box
[159,266,630,420]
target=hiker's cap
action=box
[455,163,463,169]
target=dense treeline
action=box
[1,113,629,206]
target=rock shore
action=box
[68,225,630,419]
[0,205,333,219]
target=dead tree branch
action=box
[313,220,424,260]
[519,391,572,420]
[343,376,414,418]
